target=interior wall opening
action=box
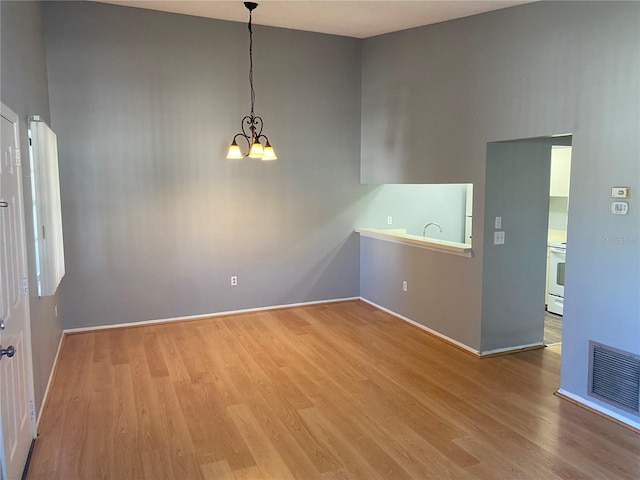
[481,134,572,356]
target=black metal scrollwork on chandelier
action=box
[226,2,277,161]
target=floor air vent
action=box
[589,341,640,413]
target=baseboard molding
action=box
[359,298,548,359]
[479,343,545,358]
[63,297,361,334]
[36,332,65,429]
[555,388,640,433]
[359,297,481,356]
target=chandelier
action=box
[226,2,277,161]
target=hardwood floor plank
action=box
[306,381,456,479]
[544,312,563,345]
[28,301,640,480]
[242,395,323,479]
[201,460,234,480]
[173,323,217,384]
[127,329,167,453]
[84,379,114,479]
[252,367,340,474]
[297,406,388,480]
[151,377,198,462]
[232,466,265,480]
[227,403,297,480]
[352,380,479,478]
[154,324,192,383]
[110,361,145,479]
[320,467,360,480]
[140,449,175,480]
[109,328,130,366]
[142,330,170,378]
[174,381,256,471]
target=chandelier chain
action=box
[249,9,255,119]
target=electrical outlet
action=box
[387,216,393,225]
[494,231,505,245]
[402,281,408,292]
[231,276,238,286]
[495,216,502,229]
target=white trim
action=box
[63,297,361,334]
[356,228,473,257]
[481,342,544,356]
[0,103,19,123]
[359,297,480,355]
[556,388,640,431]
[36,332,65,429]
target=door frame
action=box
[1,101,37,478]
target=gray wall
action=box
[360,236,480,349]
[42,2,367,329]
[0,0,62,414]
[481,140,552,352]
[357,184,469,241]
[360,1,639,425]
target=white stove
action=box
[548,242,566,315]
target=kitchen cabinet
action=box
[550,146,571,197]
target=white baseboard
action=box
[556,388,640,431]
[480,342,545,356]
[359,297,481,356]
[360,298,547,358]
[36,331,65,429]
[63,297,361,334]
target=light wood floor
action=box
[544,312,563,345]
[28,301,639,479]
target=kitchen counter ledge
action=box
[356,228,473,257]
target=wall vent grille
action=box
[589,341,640,414]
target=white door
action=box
[1,103,36,480]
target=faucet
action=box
[423,222,443,238]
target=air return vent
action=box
[589,341,640,413]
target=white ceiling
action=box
[92,0,534,38]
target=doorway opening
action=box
[544,139,572,346]
[480,134,572,355]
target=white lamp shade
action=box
[226,142,243,159]
[262,144,277,161]
[249,141,264,158]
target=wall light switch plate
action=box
[611,187,631,199]
[495,216,502,229]
[494,231,505,245]
[611,201,629,215]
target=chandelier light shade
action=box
[226,2,277,161]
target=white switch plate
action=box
[494,231,505,245]
[402,281,408,292]
[611,187,630,199]
[387,216,393,225]
[495,216,502,229]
